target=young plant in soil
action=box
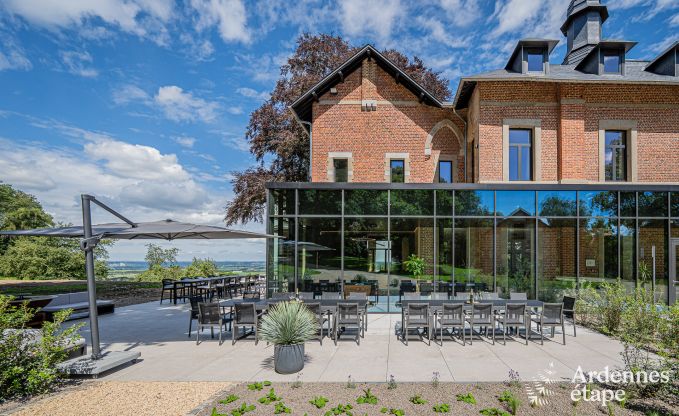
[274,402,291,414]
[380,408,405,415]
[219,394,239,405]
[387,375,397,390]
[325,403,353,415]
[356,388,378,405]
[246,381,271,391]
[498,390,520,415]
[431,371,440,388]
[257,388,281,404]
[456,393,477,405]
[309,396,329,409]
[229,403,256,416]
[480,408,510,416]
[409,395,427,405]
[432,403,450,413]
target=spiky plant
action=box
[258,301,317,345]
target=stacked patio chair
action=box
[496,303,529,345]
[434,303,466,345]
[510,292,528,300]
[334,302,363,345]
[563,296,577,336]
[431,292,448,300]
[305,302,328,345]
[232,302,261,345]
[348,292,368,331]
[532,303,566,345]
[272,292,292,300]
[196,302,230,345]
[465,303,495,345]
[402,302,431,345]
[399,280,417,301]
[160,279,175,304]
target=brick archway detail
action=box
[425,119,463,156]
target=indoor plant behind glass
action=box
[258,301,316,374]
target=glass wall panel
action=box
[579,191,617,217]
[639,219,669,304]
[672,193,679,217]
[267,217,295,296]
[538,218,576,302]
[436,190,453,216]
[638,192,668,217]
[455,191,494,216]
[343,218,389,312]
[496,191,535,217]
[390,190,434,216]
[344,190,388,216]
[579,218,618,289]
[620,219,636,284]
[454,219,494,295]
[497,218,535,299]
[269,189,295,216]
[620,192,636,217]
[390,218,435,307]
[437,219,453,292]
[297,218,342,293]
[538,191,577,217]
[298,190,342,215]
[672,220,679,305]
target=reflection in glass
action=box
[455,191,494,216]
[497,218,535,299]
[579,218,618,288]
[391,190,434,216]
[620,220,636,283]
[638,192,668,217]
[579,191,617,217]
[604,130,627,181]
[496,191,535,217]
[269,189,295,216]
[390,218,435,283]
[437,219,453,286]
[298,190,342,215]
[344,218,389,312]
[390,160,405,183]
[620,192,636,217]
[267,217,295,296]
[508,129,532,181]
[538,218,576,302]
[297,218,341,292]
[333,159,348,182]
[454,219,494,294]
[436,190,453,216]
[438,160,453,183]
[639,219,669,304]
[672,193,679,217]
[538,191,576,217]
[344,190,388,216]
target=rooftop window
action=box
[527,52,544,72]
[603,52,621,74]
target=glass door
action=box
[671,239,679,305]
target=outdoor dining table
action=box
[219,298,369,314]
[172,276,226,304]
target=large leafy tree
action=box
[225,34,452,225]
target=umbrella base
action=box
[57,350,140,378]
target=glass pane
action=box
[605,147,613,181]
[497,218,535,299]
[455,219,494,295]
[620,192,635,217]
[298,190,342,215]
[509,129,531,145]
[538,218,576,302]
[436,190,453,217]
[527,53,543,72]
[496,190,535,217]
[509,146,519,181]
[345,190,388,216]
[438,160,453,183]
[672,193,679,217]
[605,131,625,146]
[604,54,620,73]
[579,218,618,289]
[521,146,532,180]
[390,218,435,297]
[538,191,577,216]
[639,219,669,304]
[620,219,636,283]
[390,160,405,183]
[333,159,348,182]
[579,191,617,217]
[455,190,494,216]
[615,148,626,180]
[638,192,668,217]
[344,218,389,312]
[267,217,295,296]
[391,190,434,216]
[269,189,295,216]
[437,218,453,289]
[297,218,342,289]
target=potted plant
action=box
[403,254,425,285]
[258,301,316,374]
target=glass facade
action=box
[267,186,679,309]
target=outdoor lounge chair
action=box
[465,303,495,345]
[532,303,566,345]
[434,303,466,345]
[305,302,328,345]
[196,302,228,345]
[403,302,431,345]
[160,279,174,304]
[496,303,528,345]
[563,296,577,336]
[510,292,528,300]
[232,302,260,345]
[334,302,362,345]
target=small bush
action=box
[219,394,239,405]
[356,388,378,405]
[479,408,510,416]
[456,393,477,405]
[273,402,291,414]
[409,394,426,405]
[246,381,271,391]
[498,391,520,415]
[432,403,450,413]
[309,396,329,409]
[257,388,280,404]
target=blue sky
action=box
[0,0,677,261]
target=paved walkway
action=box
[77,301,625,383]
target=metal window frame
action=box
[604,130,627,182]
[508,128,533,181]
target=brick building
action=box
[267,0,679,309]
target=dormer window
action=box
[505,39,558,75]
[603,51,621,74]
[526,50,544,72]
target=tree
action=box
[0,184,53,255]
[144,243,179,268]
[225,34,452,225]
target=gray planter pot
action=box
[274,343,304,374]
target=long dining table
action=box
[219,298,369,314]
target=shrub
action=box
[309,396,329,409]
[599,279,627,334]
[432,403,450,413]
[258,301,317,345]
[183,257,218,278]
[409,394,427,405]
[257,388,280,404]
[0,295,82,401]
[498,391,520,415]
[135,264,183,282]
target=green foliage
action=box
[229,403,255,416]
[135,264,183,282]
[456,393,477,405]
[479,408,510,416]
[409,395,426,405]
[309,396,329,409]
[144,243,178,268]
[402,254,425,279]
[432,403,450,413]
[274,402,291,414]
[324,403,353,415]
[0,295,83,400]
[0,184,53,255]
[498,391,520,415]
[356,388,378,405]
[257,388,280,404]
[219,394,239,405]
[183,257,218,278]
[599,279,627,334]
[380,408,404,416]
[258,301,317,345]
[211,407,226,416]
[246,381,271,391]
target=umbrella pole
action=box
[81,195,101,359]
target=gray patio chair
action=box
[348,292,368,331]
[334,302,363,345]
[272,292,292,300]
[480,292,499,300]
[298,291,315,300]
[403,293,421,300]
[160,279,174,304]
[419,282,434,296]
[187,295,203,337]
[431,292,448,300]
[531,303,566,345]
[496,303,528,345]
[510,292,528,300]
[434,303,466,345]
[465,303,495,345]
[403,303,431,345]
[305,302,328,345]
[322,292,341,300]
[243,292,260,300]
[196,302,228,345]
[454,292,470,300]
[233,302,260,345]
[563,296,577,337]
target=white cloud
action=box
[438,0,483,27]
[154,85,219,123]
[491,0,542,38]
[60,50,98,78]
[179,33,215,61]
[340,0,402,42]
[112,84,151,105]
[415,17,470,48]
[672,13,679,25]
[226,106,244,115]
[0,48,31,71]
[190,0,250,44]
[232,52,289,83]
[173,136,196,148]
[236,87,269,101]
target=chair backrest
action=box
[510,292,528,300]
[337,302,359,322]
[542,303,564,322]
[272,292,292,299]
[304,302,322,319]
[431,293,448,300]
[321,292,341,300]
[234,303,257,325]
[348,292,367,300]
[454,292,469,300]
[403,293,421,300]
[471,303,493,320]
[298,292,315,300]
[189,295,204,313]
[505,303,527,322]
[480,292,499,300]
[563,296,576,311]
[442,303,465,323]
[406,303,429,320]
[419,282,434,292]
[243,292,261,300]
[198,302,222,324]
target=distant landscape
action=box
[107,261,265,280]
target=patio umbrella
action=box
[0,195,276,372]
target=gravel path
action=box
[9,381,234,416]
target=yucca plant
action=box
[259,301,317,345]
